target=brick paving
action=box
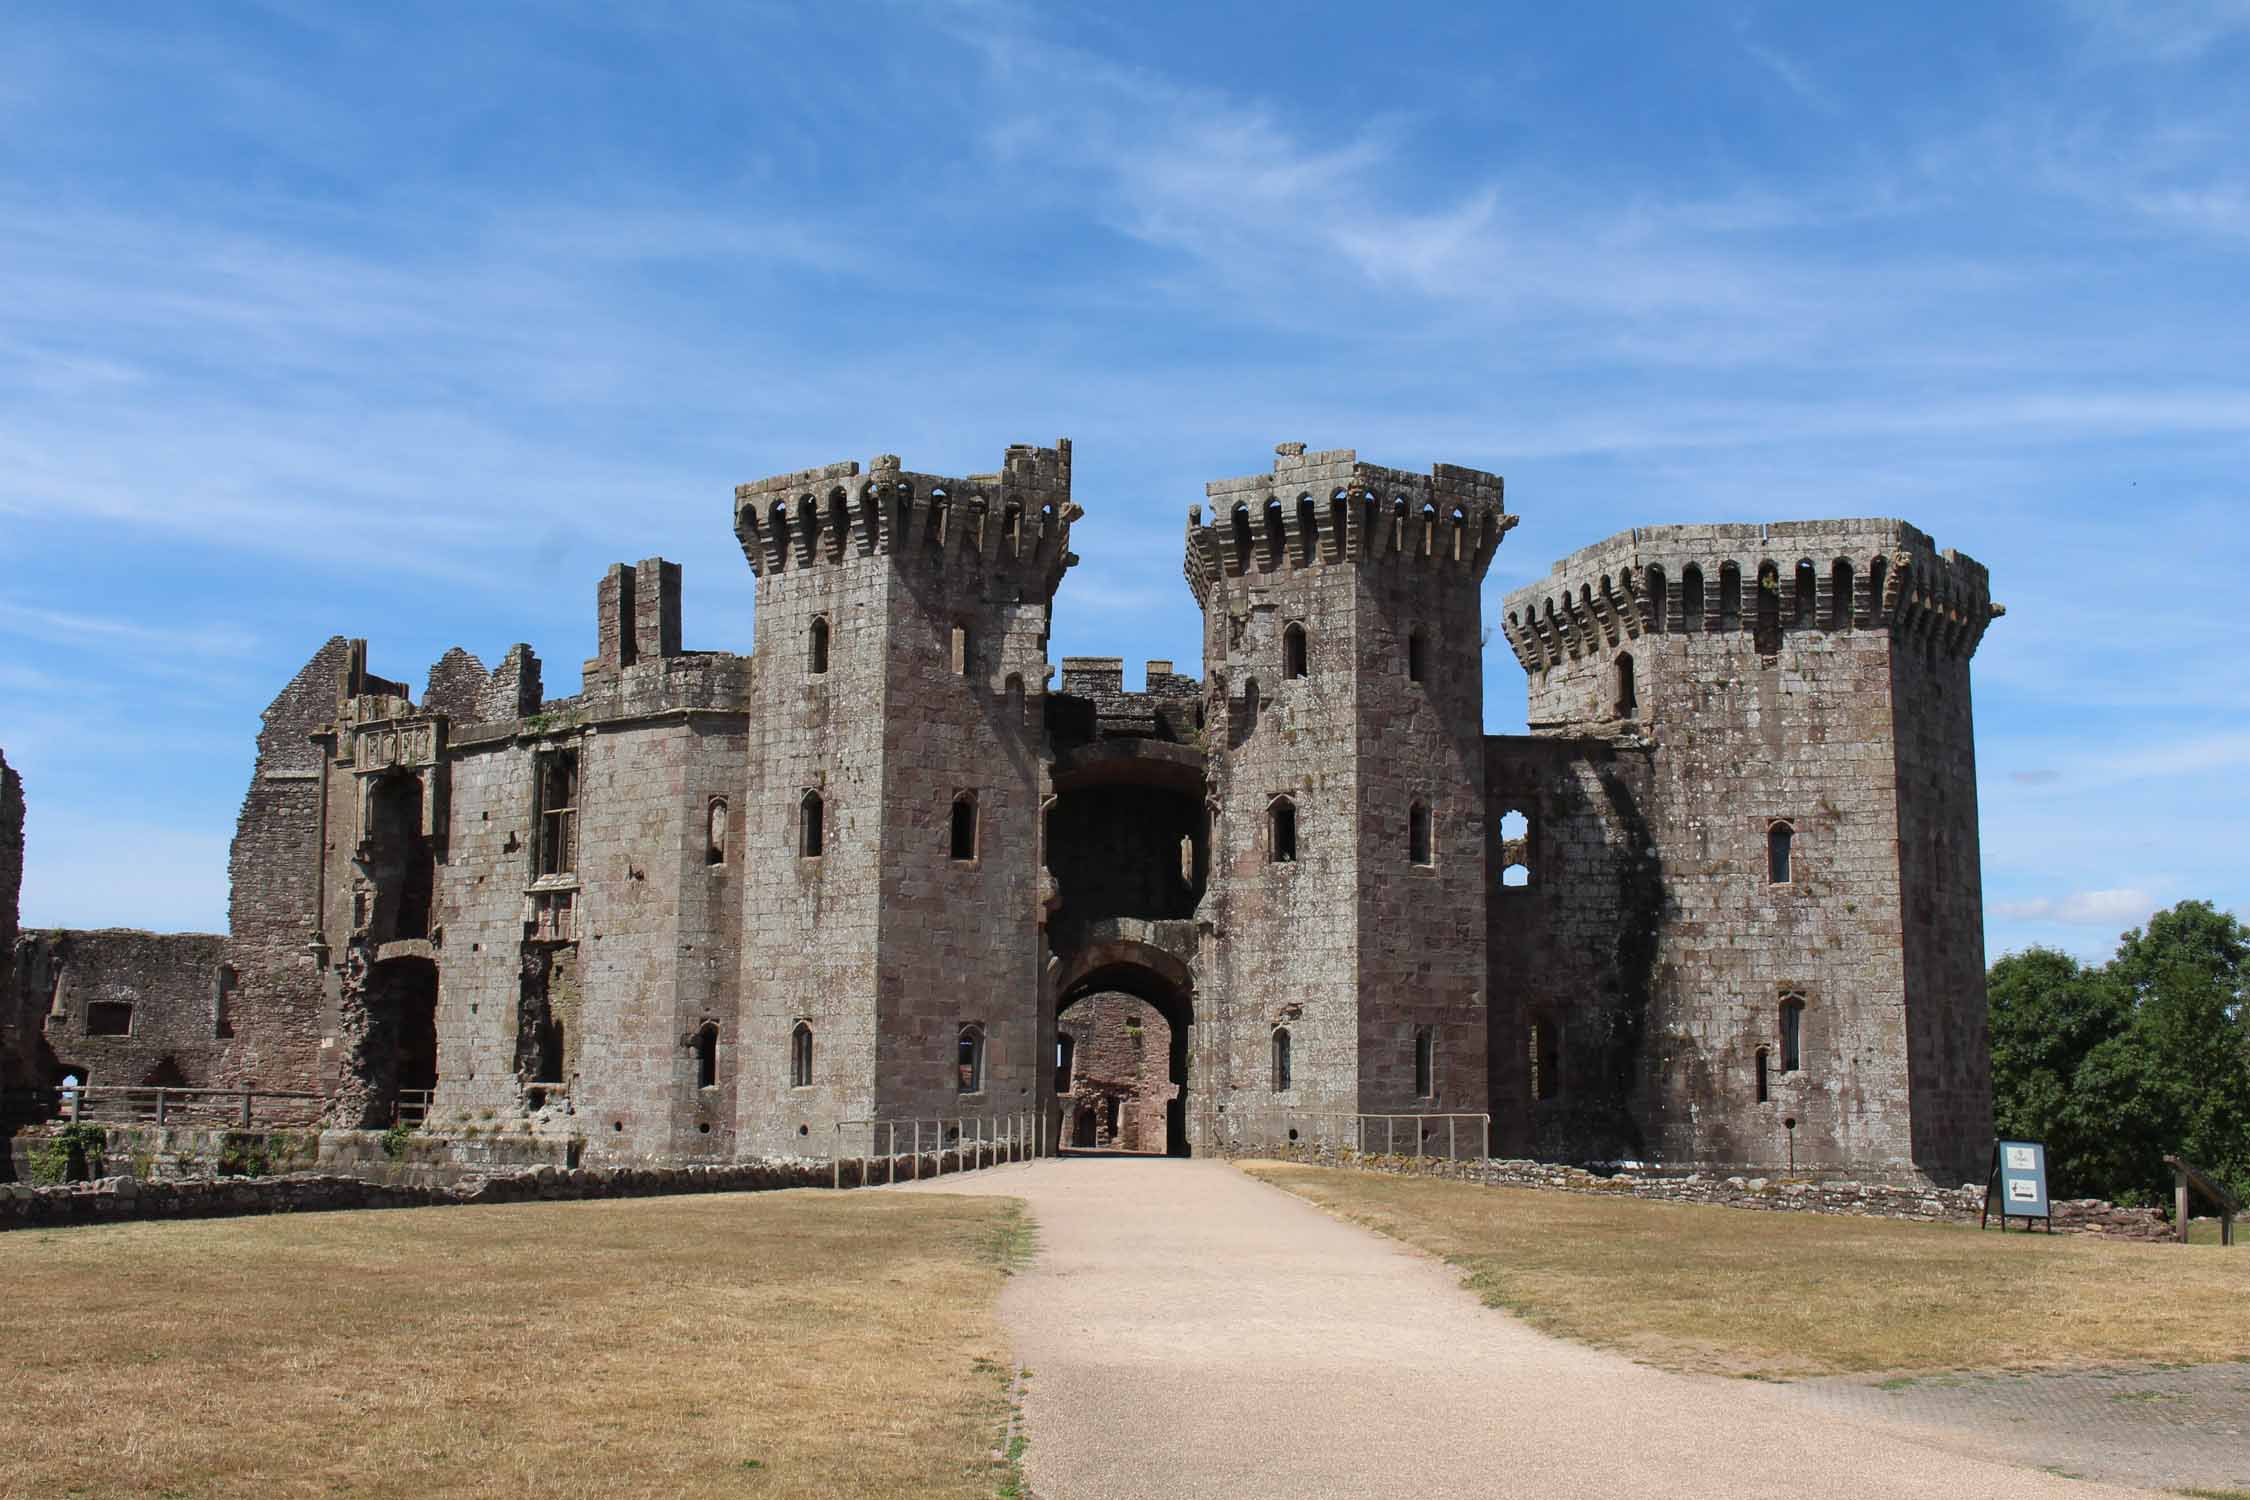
[1782,1362,2250,1492]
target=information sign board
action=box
[1982,1139,2053,1231]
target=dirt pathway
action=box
[898,1157,2139,1499]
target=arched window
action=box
[1830,559,1855,629]
[1679,565,1705,632]
[1268,797,1298,863]
[1296,495,1318,565]
[809,616,830,675]
[1779,994,1805,1073]
[928,489,950,547]
[957,1022,986,1094]
[1755,1046,1770,1103]
[694,1021,719,1089]
[950,792,979,862]
[1263,498,1286,569]
[1718,563,1743,632]
[1420,500,1439,556]
[799,790,824,858]
[1283,622,1308,680]
[791,1020,813,1088]
[1271,1027,1293,1093]
[1230,503,1253,569]
[1241,677,1260,734]
[1408,802,1432,866]
[1793,561,1817,627]
[1644,565,1668,633]
[1005,673,1026,724]
[1615,652,1637,719]
[1003,504,1023,554]
[1767,820,1794,884]
[1414,1026,1436,1099]
[1498,807,1531,888]
[1530,1015,1560,1101]
[1407,629,1427,683]
[1868,555,1889,626]
[705,797,728,867]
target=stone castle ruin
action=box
[0,439,2004,1183]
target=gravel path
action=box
[897,1157,2138,1499]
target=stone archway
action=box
[1049,929,1198,1157]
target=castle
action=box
[1,439,2004,1183]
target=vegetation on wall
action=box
[1989,900,2250,1207]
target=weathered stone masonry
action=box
[0,442,2005,1185]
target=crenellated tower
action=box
[732,441,1078,1156]
[1189,443,1514,1132]
[1493,519,2002,1182]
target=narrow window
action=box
[1242,678,1260,734]
[1755,563,1781,654]
[957,1023,986,1094]
[1005,673,1025,724]
[950,792,979,861]
[1230,503,1253,568]
[1271,1027,1292,1093]
[1498,807,1531,888]
[1268,797,1297,863]
[1263,498,1286,569]
[1529,1016,1559,1101]
[791,1020,813,1087]
[1793,561,1817,627]
[799,790,825,857]
[694,1021,718,1089]
[1283,622,1307,680]
[1414,1026,1435,1099]
[536,749,580,877]
[1679,565,1705,632]
[1767,820,1794,884]
[1615,652,1637,719]
[1719,563,1742,632]
[1644,565,1668,633]
[1755,1047,1770,1103]
[1830,559,1855,629]
[86,1002,132,1037]
[1407,629,1427,683]
[1055,1034,1076,1091]
[706,797,728,867]
[1868,555,1890,625]
[1297,495,1318,565]
[809,616,830,675]
[1408,802,1432,866]
[950,623,971,676]
[1779,994,1805,1073]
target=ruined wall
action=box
[1059,992,1172,1150]
[220,637,355,1094]
[1484,735,1659,1161]
[1499,520,2000,1181]
[24,930,229,1091]
[0,747,39,1101]
[1190,446,1510,1133]
[1053,657,1202,744]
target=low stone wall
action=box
[1245,1146,2175,1241]
[0,1147,1004,1232]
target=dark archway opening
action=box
[367,956,439,1115]
[1046,783,1207,928]
[367,772,434,942]
[1057,960,1194,1157]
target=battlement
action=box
[1183,443,1514,606]
[731,439,1080,600]
[1498,519,2004,674]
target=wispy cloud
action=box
[1993,887,2160,927]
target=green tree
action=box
[1987,946,2133,1198]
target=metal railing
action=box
[1215,1109,1491,1163]
[831,1112,1040,1189]
[392,1089,435,1127]
[54,1085,329,1129]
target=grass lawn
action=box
[1241,1161,2250,1379]
[0,1190,1028,1500]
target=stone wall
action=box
[1243,1145,2172,1240]
[21,929,229,1092]
[1059,992,1172,1150]
[0,746,36,1102]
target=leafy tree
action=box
[1988,901,2250,1206]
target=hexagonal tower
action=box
[1187,444,1513,1138]
[1495,520,2001,1182]
[732,442,1076,1157]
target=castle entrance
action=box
[1051,943,1196,1158]
[365,955,439,1118]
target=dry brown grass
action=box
[0,1190,1029,1500]
[1242,1161,2250,1378]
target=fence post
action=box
[1449,1116,1457,1162]
[833,1122,842,1190]
[1481,1114,1490,1162]
[886,1121,896,1186]
[155,1089,168,1127]
[1415,1116,1423,1159]
[912,1120,921,1181]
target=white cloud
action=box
[1994,888,2160,927]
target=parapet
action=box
[1183,443,1515,606]
[732,439,1080,602]
[1498,519,2004,674]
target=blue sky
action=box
[2,1,2245,962]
